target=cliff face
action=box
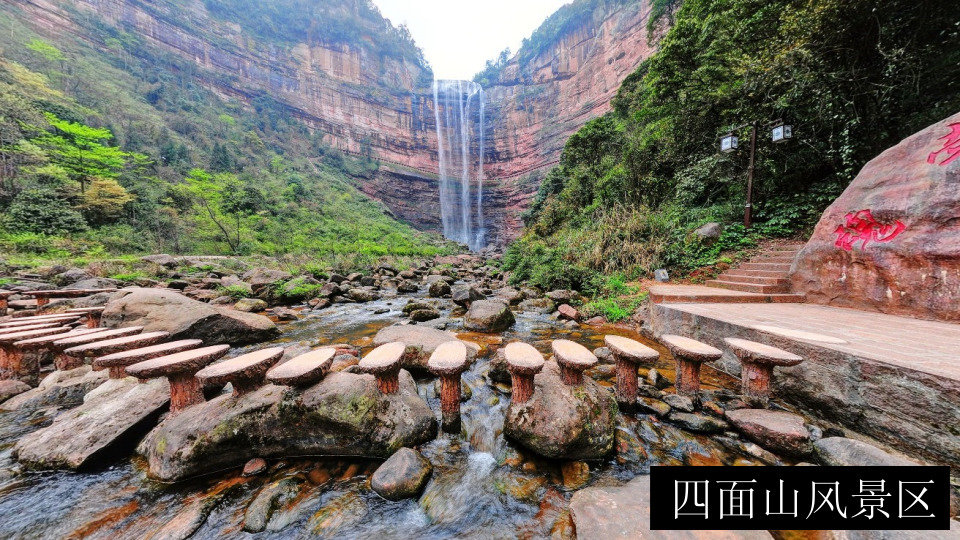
[11,0,657,245]
[483,1,656,241]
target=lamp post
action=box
[720,120,792,228]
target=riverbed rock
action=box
[428,281,451,298]
[243,476,304,533]
[451,285,484,308]
[668,411,728,434]
[14,377,170,469]
[519,298,554,314]
[814,437,917,466]
[409,308,440,322]
[570,475,772,539]
[725,409,812,457]
[370,447,433,500]
[242,268,292,293]
[463,300,515,332]
[0,366,108,412]
[138,370,437,482]
[0,380,30,403]
[101,288,278,345]
[372,324,463,371]
[557,304,581,321]
[792,111,960,322]
[504,361,616,460]
[234,298,267,312]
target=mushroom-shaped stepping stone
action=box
[66,307,105,328]
[0,326,72,379]
[0,321,66,335]
[427,340,470,433]
[724,338,803,407]
[195,347,285,397]
[0,315,81,329]
[504,342,544,404]
[551,339,598,386]
[94,339,203,380]
[52,327,145,371]
[604,335,659,411]
[659,335,722,400]
[266,348,335,389]
[359,341,405,394]
[126,345,230,413]
[0,290,13,312]
[27,289,117,307]
[63,331,170,374]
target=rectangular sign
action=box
[650,466,951,530]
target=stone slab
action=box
[650,302,960,466]
[14,377,170,469]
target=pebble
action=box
[635,396,671,417]
[560,461,590,490]
[242,457,267,477]
[663,393,695,413]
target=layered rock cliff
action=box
[9,0,658,245]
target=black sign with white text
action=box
[650,466,951,530]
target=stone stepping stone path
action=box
[604,335,658,410]
[427,340,469,433]
[94,340,204,380]
[53,327,145,370]
[64,332,171,362]
[551,339,597,385]
[266,348,335,388]
[196,347,284,397]
[126,345,229,413]
[23,288,117,307]
[659,334,722,399]
[724,337,803,407]
[359,341,405,394]
[65,307,106,328]
[504,342,544,404]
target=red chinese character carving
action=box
[927,122,960,166]
[834,210,906,251]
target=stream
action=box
[0,289,783,539]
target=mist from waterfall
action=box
[433,80,486,250]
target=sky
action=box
[372,0,572,81]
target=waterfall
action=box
[433,80,486,250]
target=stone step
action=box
[749,254,797,263]
[739,262,793,272]
[716,273,790,285]
[705,280,790,294]
[649,285,805,304]
[723,269,789,278]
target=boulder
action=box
[347,288,377,303]
[372,325,465,371]
[0,379,30,403]
[792,111,960,321]
[668,411,728,434]
[494,287,524,306]
[570,475,772,540]
[814,437,917,466]
[0,366,107,412]
[14,378,170,469]
[242,268,292,293]
[409,308,440,322]
[428,281,451,298]
[725,409,812,457]
[557,304,581,321]
[141,254,179,268]
[451,285,484,308]
[546,290,579,304]
[101,288,278,345]
[137,370,437,482]
[692,222,723,244]
[234,298,267,313]
[463,300,515,332]
[66,277,120,290]
[370,447,433,500]
[504,361,616,460]
[519,298,554,314]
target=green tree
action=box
[38,113,128,192]
[4,188,87,234]
[79,177,135,224]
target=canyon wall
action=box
[10,0,658,245]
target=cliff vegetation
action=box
[0,2,448,269]
[504,0,960,292]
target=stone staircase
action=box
[705,243,804,296]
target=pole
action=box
[744,122,757,228]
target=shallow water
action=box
[0,290,771,539]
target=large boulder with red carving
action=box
[791,111,960,321]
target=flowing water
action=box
[0,287,778,539]
[433,80,486,251]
